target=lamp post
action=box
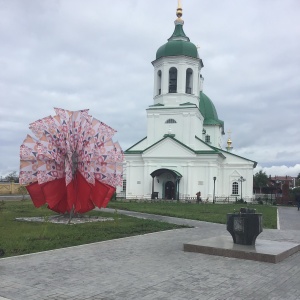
[213,176,216,204]
[238,176,246,201]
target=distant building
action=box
[270,176,296,189]
[124,2,256,201]
[253,175,297,205]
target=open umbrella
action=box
[19,108,123,214]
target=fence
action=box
[0,182,23,195]
[254,194,279,200]
[116,193,257,203]
[116,191,126,199]
[215,196,239,203]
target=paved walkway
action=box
[278,206,300,230]
[0,207,300,300]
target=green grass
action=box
[108,201,277,229]
[0,199,278,259]
[0,200,187,258]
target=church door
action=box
[165,181,175,199]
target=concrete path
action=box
[278,206,300,230]
[1,208,300,300]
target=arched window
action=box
[165,119,177,124]
[169,67,177,93]
[186,68,193,94]
[157,70,162,95]
[232,182,239,195]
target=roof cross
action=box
[177,0,183,19]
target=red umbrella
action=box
[19,108,123,214]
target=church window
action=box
[232,182,239,195]
[186,68,193,94]
[122,179,126,192]
[157,70,162,95]
[205,135,211,143]
[165,119,177,124]
[169,67,177,93]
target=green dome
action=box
[156,40,198,60]
[156,24,199,60]
[199,91,225,133]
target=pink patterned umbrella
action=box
[19,108,123,214]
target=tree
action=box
[18,185,28,200]
[296,173,300,187]
[4,171,19,183]
[253,170,268,194]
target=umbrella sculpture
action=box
[19,108,123,215]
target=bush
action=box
[236,199,246,204]
[18,185,28,200]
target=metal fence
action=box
[116,192,277,204]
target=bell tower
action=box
[151,0,204,108]
[146,1,205,148]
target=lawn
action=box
[0,199,277,259]
[108,201,277,229]
[0,200,187,258]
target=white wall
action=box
[204,125,223,148]
[152,56,202,107]
[146,107,204,148]
[125,147,255,201]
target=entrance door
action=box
[165,181,175,199]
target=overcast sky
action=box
[0,0,299,179]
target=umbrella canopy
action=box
[20,108,123,214]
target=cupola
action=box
[156,1,198,60]
[151,0,203,107]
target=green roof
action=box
[149,103,164,107]
[180,102,197,107]
[156,24,198,60]
[169,23,189,41]
[209,144,257,168]
[199,91,225,134]
[125,135,223,157]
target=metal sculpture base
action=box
[183,236,300,263]
[227,208,262,245]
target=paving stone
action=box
[0,207,300,299]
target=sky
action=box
[0,0,300,179]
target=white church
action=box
[123,2,256,202]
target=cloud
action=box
[0,0,300,178]
[254,164,300,178]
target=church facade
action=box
[124,4,256,202]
